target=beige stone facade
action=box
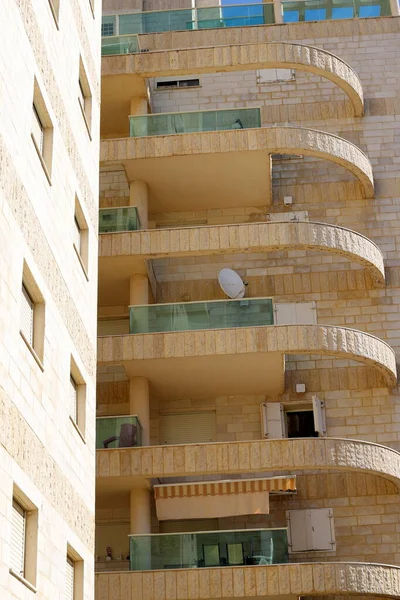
[0,1,100,599]
[96,5,400,600]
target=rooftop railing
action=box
[129,297,274,334]
[99,206,140,234]
[129,528,289,571]
[281,0,390,21]
[129,107,261,137]
[96,415,142,449]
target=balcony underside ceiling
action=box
[101,73,147,137]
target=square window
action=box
[74,197,89,277]
[70,357,86,439]
[32,80,53,182]
[78,59,92,137]
[10,489,38,588]
[20,264,45,368]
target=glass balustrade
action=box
[129,108,261,137]
[96,416,142,449]
[101,34,139,56]
[99,207,140,234]
[129,528,289,571]
[101,4,275,38]
[282,0,390,22]
[129,298,274,334]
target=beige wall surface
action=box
[0,0,101,598]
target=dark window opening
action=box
[286,410,318,438]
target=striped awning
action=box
[154,476,296,500]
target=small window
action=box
[156,78,200,89]
[70,357,86,438]
[261,397,326,439]
[66,546,84,600]
[73,197,89,276]
[20,265,45,367]
[101,16,115,36]
[32,80,53,181]
[287,508,336,552]
[48,0,60,24]
[10,490,38,587]
[78,59,92,137]
[11,500,26,577]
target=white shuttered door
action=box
[21,285,34,345]
[261,403,285,439]
[11,500,25,576]
[66,557,74,600]
[287,508,336,552]
[160,412,215,445]
[275,302,316,325]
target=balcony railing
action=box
[96,416,142,449]
[101,34,139,56]
[129,108,261,138]
[129,528,289,571]
[129,298,274,334]
[101,4,275,37]
[282,0,390,21]
[99,206,140,234]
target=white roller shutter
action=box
[159,412,215,445]
[70,376,77,422]
[21,285,34,345]
[11,500,25,577]
[261,403,285,439]
[275,302,316,325]
[66,557,74,600]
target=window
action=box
[10,490,38,588]
[78,59,92,136]
[156,79,200,89]
[70,357,86,439]
[48,0,60,24]
[66,546,84,600]
[101,16,115,36]
[32,80,53,181]
[73,197,89,276]
[261,397,326,439]
[286,508,336,552]
[20,265,45,368]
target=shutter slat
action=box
[66,557,74,600]
[21,285,34,345]
[11,500,25,576]
[160,412,215,445]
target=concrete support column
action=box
[130,180,148,229]
[130,377,150,446]
[129,273,149,306]
[129,487,152,570]
[273,0,283,23]
[130,96,148,116]
[389,0,399,15]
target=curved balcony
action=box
[103,42,364,117]
[100,126,374,203]
[98,221,386,289]
[95,562,400,599]
[97,325,396,397]
[96,437,400,492]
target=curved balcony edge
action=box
[96,437,400,490]
[100,126,374,199]
[94,562,400,598]
[99,220,385,287]
[97,324,396,386]
[102,42,364,116]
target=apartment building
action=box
[96,1,400,599]
[0,1,101,599]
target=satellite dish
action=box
[218,268,246,299]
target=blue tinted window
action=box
[305,8,326,19]
[359,4,381,16]
[332,6,354,18]
[283,10,300,21]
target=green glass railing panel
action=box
[129,298,274,334]
[188,4,275,29]
[129,528,289,571]
[282,0,391,22]
[96,416,142,449]
[129,108,261,137]
[101,35,139,56]
[99,207,140,234]
[119,10,193,34]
